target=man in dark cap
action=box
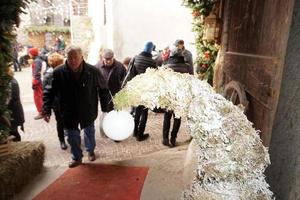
[162,47,194,147]
[174,39,193,68]
[124,41,157,141]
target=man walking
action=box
[125,41,157,141]
[96,49,127,96]
[162,47,194,147]
[43,46,112,168]
[95,49,127,138]
[13,43,21,72]
[29,47,43,120]
[174,39,193,68]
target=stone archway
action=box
[114,68,272,199]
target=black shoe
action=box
[68,159,82,168]
[60,141,68,150]
[34,114,43,120]
[133,130,138,138]
[170,137,176,147]
[88,152,96,161]
[136,133,149,142]
[162,139,170,146]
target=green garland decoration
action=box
[25,25,70,35]
[183,0,219,86]
[0,0,31,143]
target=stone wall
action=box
[69,0,195,62]
[103,0,195,60]
[266,1,300,199]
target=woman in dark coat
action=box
[42,52,68,150]
[7,69,25,141]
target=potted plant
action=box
[0,115,12,157]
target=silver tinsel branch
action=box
[114,67,273,200]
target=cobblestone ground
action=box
[15,67,190,167]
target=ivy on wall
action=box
[0,0,31,143]
[183,0,219,85]
[25,25,70,35]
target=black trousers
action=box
[9,124,21,142]
[54,109,65,143]
[13,58,21,71]
[162,111,181,140]
[130,106,136,116]
[133,105,148,137]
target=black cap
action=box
[174,39,184,47]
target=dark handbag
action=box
[151,107,165,113]
[121,57,136,88]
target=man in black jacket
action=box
[125,41,157,141]
[174,39,193,68]
[42,46,112,168]
[163,48,194,147]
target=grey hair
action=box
[66,45,83,56]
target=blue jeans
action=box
[65,123,96,161]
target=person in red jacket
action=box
[161,46,171,65]
[29,47,43,120]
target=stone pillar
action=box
[266,1,300,199]
[70,15,93,58]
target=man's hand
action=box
[32,83,37,90]
[43,114,51,123]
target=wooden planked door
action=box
[217,0,294,146]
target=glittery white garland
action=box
[114,67,273,200]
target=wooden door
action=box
[217,0,294,146]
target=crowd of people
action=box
[12,35,66,72]
[7,38,194,168]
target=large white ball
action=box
[102,110,135,141]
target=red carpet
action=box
[33,164,149,200]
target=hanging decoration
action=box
[27,0,70,25]
[102,110,134,141]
